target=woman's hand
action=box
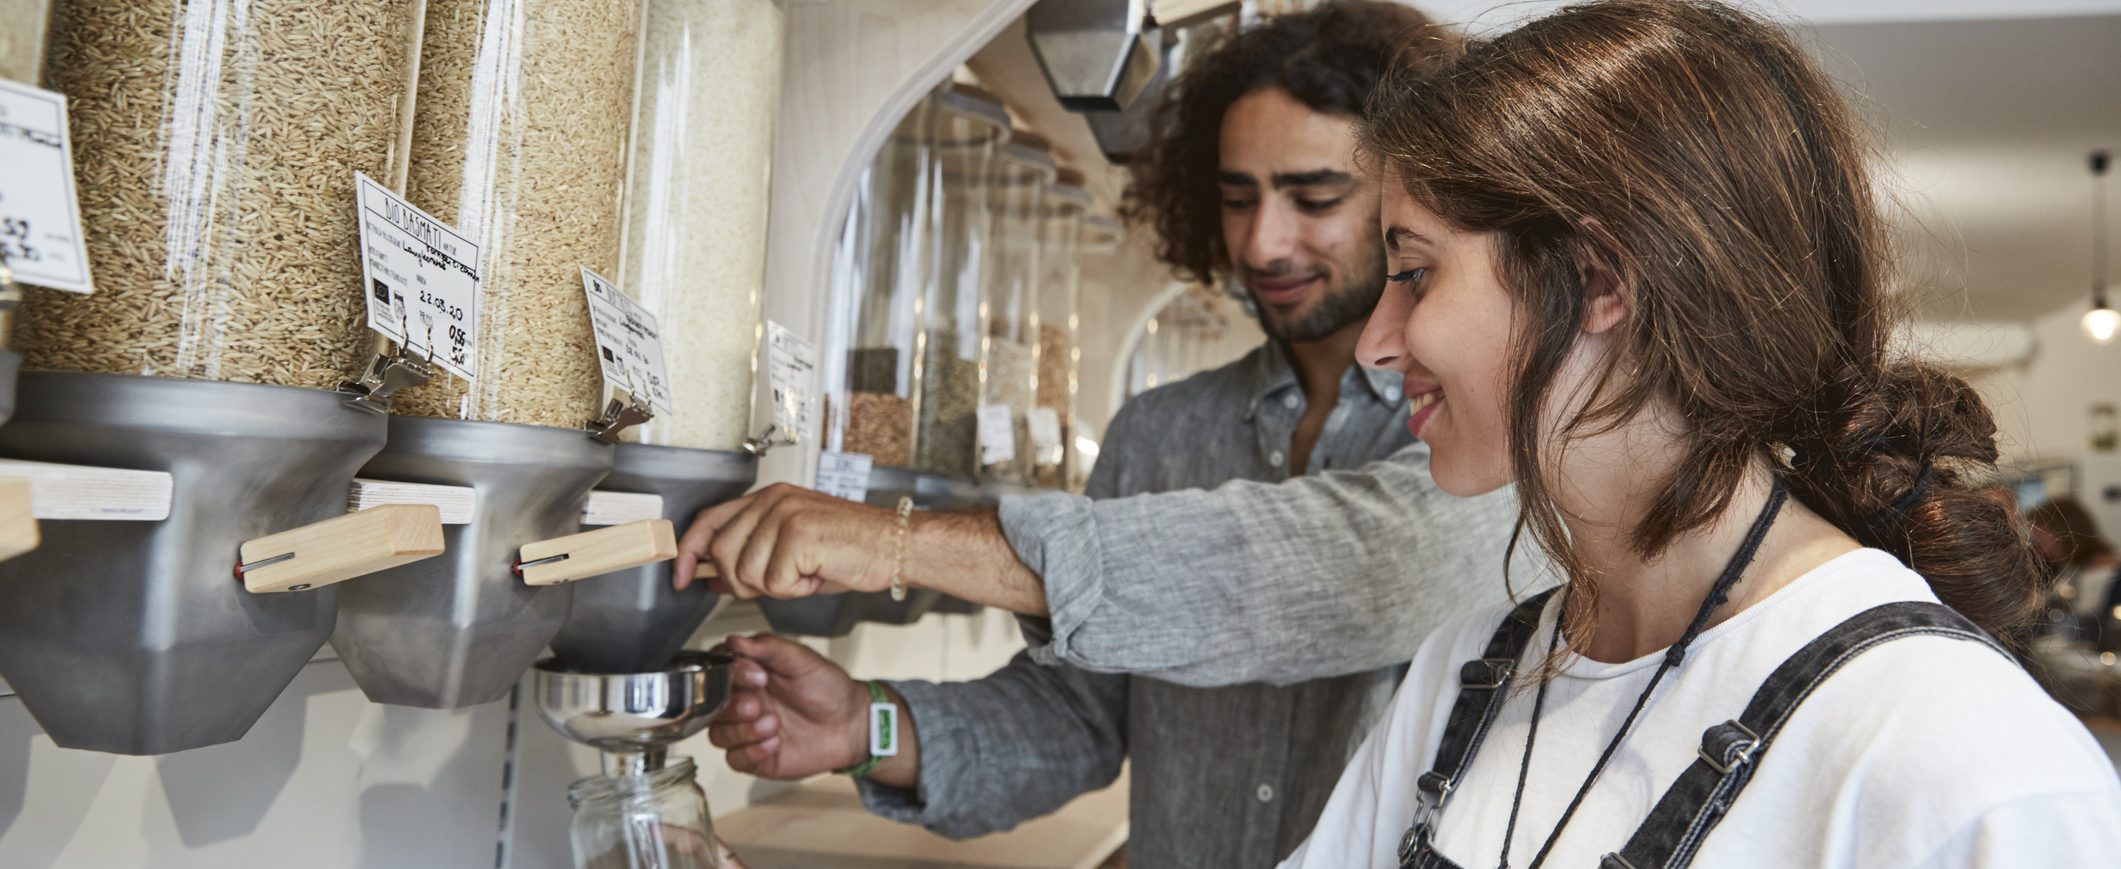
[675,483,899,599]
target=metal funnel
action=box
[533,650,733,776]
[548,443,756,673]
[332,415,612,708]
[0,372,387,754]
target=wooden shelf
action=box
[718,771,1126,869]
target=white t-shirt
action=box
[1283,549,2121,868]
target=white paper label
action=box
[977,404,1016,466]
[764,321,818,443]
[354,171,481,381]
[815,451,874,504]
[580,267,674,415]
[869,701,900,758]
[1028,407,1064,465]
[0,80,93,294]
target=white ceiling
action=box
[1416,1,2121,322]
[1802,13,2121,321]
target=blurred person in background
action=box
[2029,497,2121,650]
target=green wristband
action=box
[838,681,892,778]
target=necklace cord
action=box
[1504,478,1791,869]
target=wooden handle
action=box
[693,563,719,580]
[239,504,446,594]
[0,478,40,563]
[518,519,677,586]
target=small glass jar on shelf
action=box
[912,85,1012,479]
[1031,171,1091,489]
[974,130,1057,485]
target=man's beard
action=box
[1249,241,1386,343]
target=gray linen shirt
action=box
[859,343,1519,867]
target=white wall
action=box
[1968,302,2121,467]
[0,605,1029,869]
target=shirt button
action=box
[1385,385,1403,402]
[1268,450,1285,468]
[1257,784,1276,803]
[1282,394,1300,410]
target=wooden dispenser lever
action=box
[237,504,446,594]
[515,519,677,587]
[0,478,40,563]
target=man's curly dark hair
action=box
[1120,1,1456,286]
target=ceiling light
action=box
[2088,151,2116,345]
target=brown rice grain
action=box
[19,0,420,388]
[390,0,640,429]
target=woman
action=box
[1286,1,2121,866]
[2028,497,2121,648]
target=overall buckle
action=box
[1698,720,1762,775]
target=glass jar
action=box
[1031,173,1089,488]
[913,85,1009,478]
[391,0,642,429]
[975,131,1056,484]
[0,0,51,84]
[619,0,782,450]
[828,99,933,467]
[19,0,423,388]
[567,758,721,869]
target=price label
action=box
[764,320,818,443]
[977,404,1016,466]
[580,267,673,415]
[1028,407,1064,465]
[815,451,874,503]
[0,79,93,294]
[354,171,481,381]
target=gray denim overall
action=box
[1396,589,2007,869]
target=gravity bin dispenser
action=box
[0,373,441,755]
[549,444,758,674]
[329,0,706,710]
[0,0,453,754]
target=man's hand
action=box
[675,483,898,600]
[675,483,1051,616]
[706,634,871,780]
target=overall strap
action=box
[1399,588,1560,868]
[1599,601,2007,869]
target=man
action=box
[689,6,1521,866]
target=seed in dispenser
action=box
[20,0,422,389]
[389,0,640,429]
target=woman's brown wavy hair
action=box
[1360,0,2044,643]
[1120,0,1456,285]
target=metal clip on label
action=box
[341,342,436,410]
[587,391,654,444]
[741,424,797,456]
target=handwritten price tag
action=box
[580,267,673,415]
[353,171,481,381]
[0,79,93,294]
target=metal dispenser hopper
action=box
[0,372,390,754]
